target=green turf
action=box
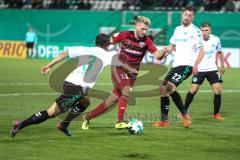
[0,59,240,160]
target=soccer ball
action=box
[128,119,144,134]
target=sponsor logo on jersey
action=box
[139,42,145,48]
[124,48,142,55]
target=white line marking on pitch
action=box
[0,83,112,86]
[0,90,239,97]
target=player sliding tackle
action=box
[10,34,137,137]
[53,16,166,134]
[74,16,168,131]
[82,7,205,130]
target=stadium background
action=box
[0,1,240,160]
[0,2,240,67]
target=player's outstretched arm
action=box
[153,48,168,60]
[41,51,68,75]
[192,47,205,75]
[153,44,174,60]
[218,51,225,75]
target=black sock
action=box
[20,111,49,130]
[160,96,170,121]
[61,104,87,128]
[170,91,186,115]
[61,121,70,128]
[214,94,221,114]
[185,91,195,111]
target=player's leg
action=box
[161,85,170,120]
[26,43,30,58]
[10,102,62,137]
[57,97,90,135]
[32,44,35,58]
[82,94,119,130]
[155,81,190,128]
[153,89,170,127]
[212,83,223,119]
[117,85,132,123]
[153,69,173,127]
[163,66,188,114]
[25,102,61,127]
[114,70,140,129]
[55,82,87,136]
[29,48,32,58]
[160,94,170,122]
[61,97,90,125]
[185,84,199,108]
[184,84,199,111]
[207,71,223,119]
[154,69,178,127]
[168,66,192,115]
[112,67,135,129]
[168,86,192,128]
[161,66,192,127]
[165,81,187,115]
[27,43,34,58]
[115,85,132,129]
[182,72,205,118]
[85,94,118,121]
[175,83,200,119]
[185,73,205,111]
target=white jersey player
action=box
[153,5,205,128]
[184,22,225,120]
[10,34,136,137]
[171,23,204,68]
[65,46,117,94]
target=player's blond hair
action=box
[135,16,151,26]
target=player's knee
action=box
[122,86,132,97]
[190,88,198,94]
[72,103,88,114]
[165,83,175,93]
[80,97,90,107]
[108,100,117,107]
[47,103,61,118]
[213,86,221,94]
[47,109,58,118]
[105,96,118,108]
[104,99,118,108]
[160,86,167,95]
[190,85,199,94]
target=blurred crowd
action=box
[0,0,239,12]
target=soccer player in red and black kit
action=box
[80,16,166,130]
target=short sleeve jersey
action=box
[198,34,222,72]
[65,46,117,88]
[111,31,157,69]
[170,24,203,67]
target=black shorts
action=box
[163,66,192,87]
[26,42,34,49]
[55,81,85,112]
[192,70,223,85]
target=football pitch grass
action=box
[0,59,240,160]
